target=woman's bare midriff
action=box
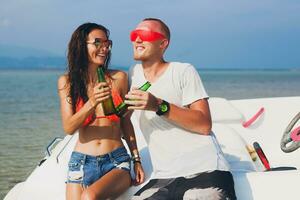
[74,118,124,156]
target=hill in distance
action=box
[0,44,66,69]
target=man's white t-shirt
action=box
[129,62,229,179]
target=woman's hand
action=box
[132,162,145,186]
[89,82,111,108]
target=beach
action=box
[1,68,299,198]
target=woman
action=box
[58,22,144,200]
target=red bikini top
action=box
[75,89,123,127]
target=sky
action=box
[0,0,300,69]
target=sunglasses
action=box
[130,29,165,42]
[86,38,112,50]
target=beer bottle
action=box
[115,81,151,117]
[97,67,116,116]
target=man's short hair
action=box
[143,18,171,42]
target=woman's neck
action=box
[88,65,99,85]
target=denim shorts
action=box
[66,146,131,187]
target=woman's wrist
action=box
[133,160,142,164]
[88,99,96,109]
[132,154,141,163]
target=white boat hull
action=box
[5,96,300,200]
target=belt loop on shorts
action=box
[81,154,86,165]
[108,152,114,163]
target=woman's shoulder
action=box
[57,74,69,90]
[109,69,128,81]
[108,69,128,94]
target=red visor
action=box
[130,29,165,42]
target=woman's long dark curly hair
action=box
[67,22,111,112]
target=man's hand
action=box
[124,88,158,111]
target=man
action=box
[125,18,236,200]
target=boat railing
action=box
[46,137,63,157]
[39,137,63,166]
[56,135,74,163]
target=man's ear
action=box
[160,39,169,49]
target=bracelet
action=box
[132,154,141,162]
[133,160,141,164]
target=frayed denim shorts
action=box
[66,146,131,187]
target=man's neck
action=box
[141,59,169,83]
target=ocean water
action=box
[0,68,299,198]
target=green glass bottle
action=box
[115,81,151,117]
[97,67,116,116]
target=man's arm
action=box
[163,98,212,135]
[125,90,212,135]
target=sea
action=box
[0,68,300,198]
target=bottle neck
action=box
[139,81,151,91]
[97,67,106,82]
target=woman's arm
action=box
[117,71,144,185]
[115,71,140,157]
[121,111,144,185]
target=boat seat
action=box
[209,97,245,123]
[213,123,257,172]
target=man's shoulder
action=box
[171,61,192,67]
[129,63,142,70]
[129,63,142,75]
[169,62,199,78]
[171,62,196,72]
